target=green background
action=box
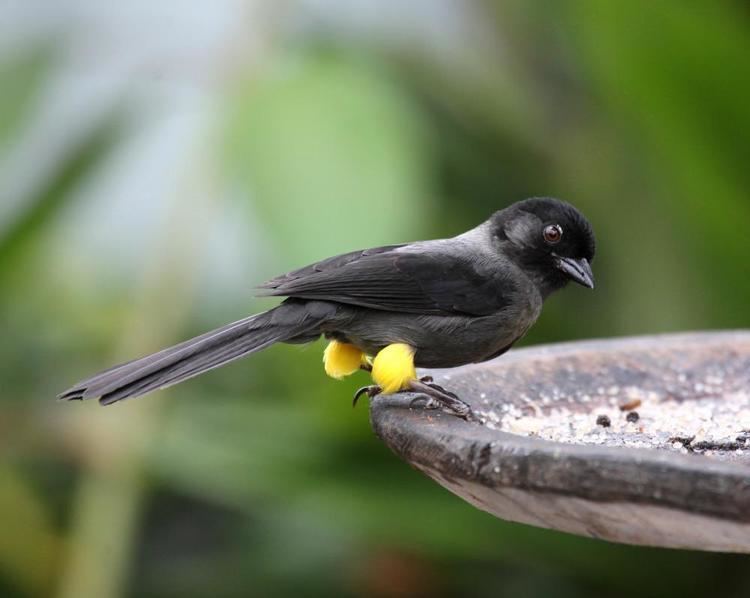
[1,2,749,596]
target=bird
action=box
[58,197,595,420]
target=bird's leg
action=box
[406,375,439,411]
[354,343,416,409]
[353,345,474,421]
[407,379,474,421]
[420,379,460,400]
[352,360,375,405]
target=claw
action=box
[407,379,475,421]
[409,395,440,411]
[419,375,433,384]
[353,384,381,408]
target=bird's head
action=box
[491,197,596,297]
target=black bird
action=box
[59,197,596,419]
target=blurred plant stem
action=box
[56,158,218,598]
[0,466,60,596]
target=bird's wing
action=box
[258,243,515,316]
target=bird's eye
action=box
[543,224,563,245]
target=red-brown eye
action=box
[543,224,563,244]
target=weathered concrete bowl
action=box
[370,331,750,552]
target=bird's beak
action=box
[554,256,595,289]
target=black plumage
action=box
[260,249,516,316]
[59,197,596,406]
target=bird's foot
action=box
[406,376,440,410]
[352,376,474,422]
[408,395,442,411]
[352,384,381,408]
[407,379,475,421]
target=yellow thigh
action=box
[323,340,365,380]
[371,343,417,394]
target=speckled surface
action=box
[370,331,750,551]
[469,337,750,463]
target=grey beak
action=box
[554,256,595,289]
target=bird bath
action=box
[370,331,750,552]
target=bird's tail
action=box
[58,300,332,405]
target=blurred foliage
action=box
[1,2,749,597]
[0,49,49,150]
[224,51,433,262]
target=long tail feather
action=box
[58,301,329,405]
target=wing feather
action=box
[258,243,514,316]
